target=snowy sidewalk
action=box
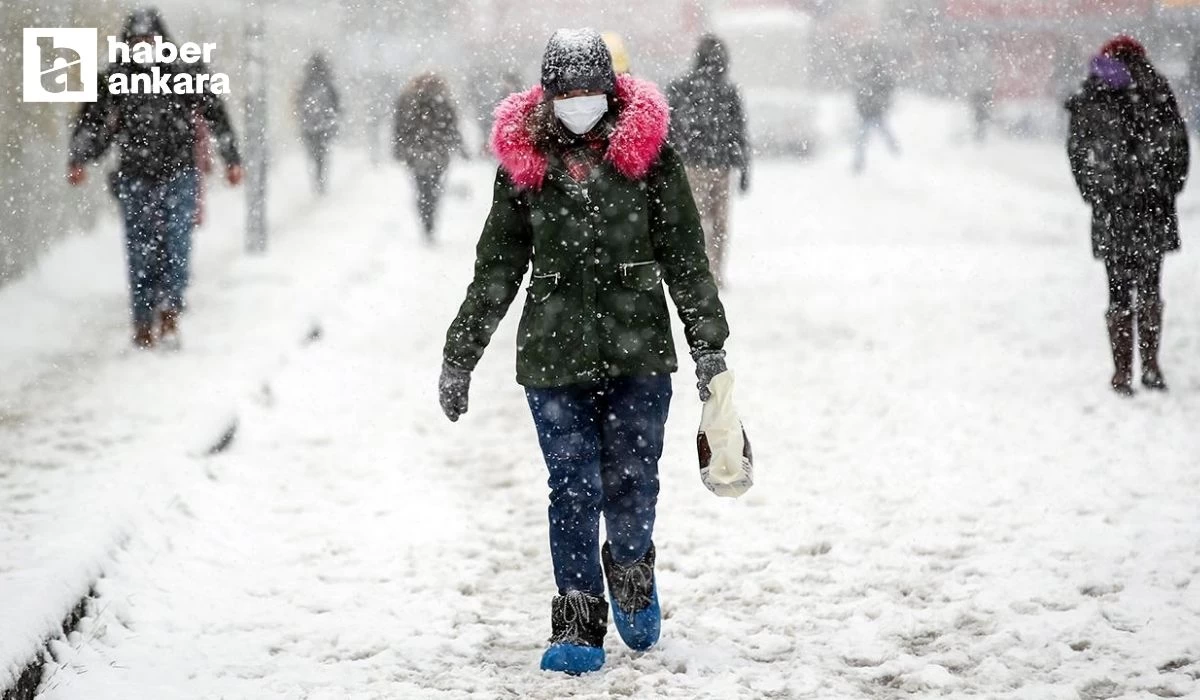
[0,149,446,694]
[28,99,1200,699]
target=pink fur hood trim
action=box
[489,73,670,191]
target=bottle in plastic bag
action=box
[696,370,754,498]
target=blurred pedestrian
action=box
[467,67,524,158]
[853,52,900,173]
[438,28,732,675]
[666,33,750,288]
[67,8,242,350]
[295,52,340,195]
[1066,36,1189,395]
[963,41,995,143]
[393,73,463,241]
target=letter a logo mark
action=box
[23,28,98,103]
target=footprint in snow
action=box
[1079,582,1124,597]
[1079,678,1123,700]
[1157,658,1192,673]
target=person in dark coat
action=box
[67,7,242,349]
[438,29,732,676]
[1066,36,1189,395]
[666,33,749,288]
[295,53,340,194]
[853,52,900,173]
[392,73,463,240]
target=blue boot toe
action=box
[540,643,606,674]
[611,584,661,651]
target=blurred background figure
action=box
[393,73,463,242]
[1066,35,1189,396]
[66,7,242,350]
[667,33,749,289]
[852,47,900,173]
[603,31,632,75]
[963,39,995,143]
[295,52,341,195]
[465,67,523,158]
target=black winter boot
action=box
[540,591,607,674]
[1137,302,1167,391]
[1106,307,1135,397]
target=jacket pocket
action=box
[527,271,560,303]
[618,261,663,292]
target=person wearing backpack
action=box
[1066,36,1189,395]
[437,29,731,675]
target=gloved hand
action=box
[693,349,727,402]
[739,168,750,194]
[67,164,87,186]
[439,361,471,422]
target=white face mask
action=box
[553,94,609,135]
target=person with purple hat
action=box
[1066,36,1189,396]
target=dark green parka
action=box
[443,75,728,388]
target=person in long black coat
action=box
[296,53,340,194]
[1066,36,1189,395]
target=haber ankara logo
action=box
[23,28,99,103]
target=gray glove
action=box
[693,349,727,402]
[439,361,471,422]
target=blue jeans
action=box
[526,375,672,596]
[853,115,900,172]
[115,169,199,326]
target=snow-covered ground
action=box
[0,148,422,690]
[10,96,1200,699]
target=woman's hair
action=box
[527,93,622,154]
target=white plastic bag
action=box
[696,370,754,498]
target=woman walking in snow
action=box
[1066,36,1188,395]
[393,73,463,241]
[438,29,731,674]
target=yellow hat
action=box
[602,31,631,75]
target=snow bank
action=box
[0,149,417,694]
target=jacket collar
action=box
[490,74,670,191]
